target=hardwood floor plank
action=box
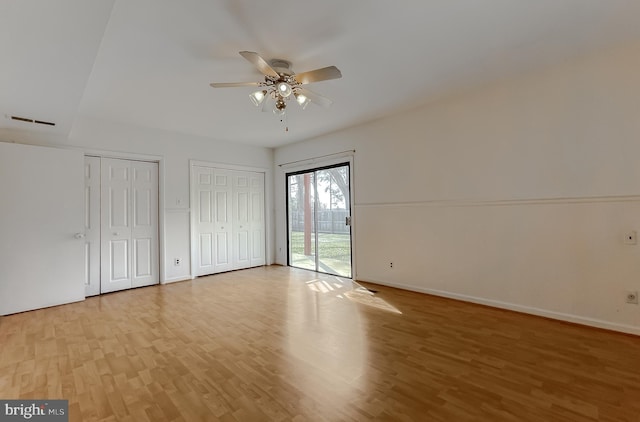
[1,265,640,421]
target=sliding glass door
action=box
[287,163,352,278]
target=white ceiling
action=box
[2,0,640,148]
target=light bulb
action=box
[295,92,310,110]
[249,90,267,106]
[277,82,292,98]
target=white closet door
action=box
[213,169,233,273]
[84,156,101,297]
[192,165,266,275]
[249,173,266,267]
[101,158,133,293]
[232,171,251,270]
[101,158,158,293]
[131,161,159,288]
[194,166,215,276]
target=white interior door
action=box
[101,158,158,293]
[214,168,233,273]
[101,158,133,293]
[131,161,159,288]
[232,171,251,270]
[84,156,101,296]
[0,143,85,315]
[193,166,215,276]
[249,173,265,267]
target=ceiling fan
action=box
[210,51,342,117]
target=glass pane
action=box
[315,166,351,278]
[289,172,316,271]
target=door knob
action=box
[113,232,119,236]
[74,233,85,239]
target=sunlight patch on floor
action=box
[304,277,402,314]
[345,288,402,314]
[305,276,349,293]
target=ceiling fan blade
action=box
[297,88,333,108]
[239,51,279,78]
[294,66,342,85]
[210,82,261,88]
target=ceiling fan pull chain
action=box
[283,111,289,133]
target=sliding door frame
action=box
[284,155,355,279]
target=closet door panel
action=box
[249,175,265,267]
[193,166,215,276]
[131,161,159,288]
[214,169,232,273]
[101,158,133,293]
[84,156,101,297]
[232,172,251,270]
[101,158,158,292]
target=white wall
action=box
[274,41,640,334]
[0,116,274,284]
[0,142,85,315]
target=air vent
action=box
[10,115,55,126]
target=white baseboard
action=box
[358,277,640,336]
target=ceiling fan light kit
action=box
[249,90,267,106]
[294,92,310,109]
[277,82,293,98]
[211,51,341,121]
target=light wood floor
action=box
[1,266,639,421]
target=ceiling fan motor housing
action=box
[270,59,293,76]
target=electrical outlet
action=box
[174,258,181,266]
[626,291,638,304]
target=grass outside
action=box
[290,231,351,277]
